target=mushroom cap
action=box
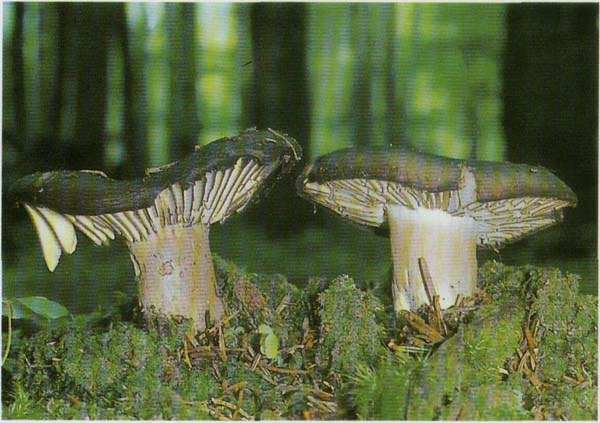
[297,145,577,248]
[11,128,302,216]
[10,128,302,271]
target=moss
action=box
[4,256,328,419]
[572,294,598,378]
[525,268,597,420]
[478,259,529,300]
[530,269,579,382]
[2,382,46,419]
[347,261,597,420]
[316,275,386,375]
[442,374,530,420]
[348,356,419,420]
[7,317,214,419]
[399,300,527,420]
[3,259,596,420]
[215,255,306,352]
[479,261,598,420]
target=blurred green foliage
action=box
[308,4,506,160]
[3,3,596,298]
[3,2,507,169]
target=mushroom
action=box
[296,145,577,313]
[10,128,302,330]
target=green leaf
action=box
[258,323,279,359]
[2,301,35,320]
[260,333,279,360]
[258,324,273,335]
[15,297,69,320]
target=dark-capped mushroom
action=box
[297,145,577,313]
[10,128,302,330]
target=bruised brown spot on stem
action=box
[159,260,174,276]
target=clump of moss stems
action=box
[2,257,596,420]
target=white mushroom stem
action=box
[128,223,224,330]
[387,205,478,312]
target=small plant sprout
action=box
[2,296,70,366]
[10,129,302,331]
[297,145,577,313]
[258,323,280,360]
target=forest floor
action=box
[2,258,597,420]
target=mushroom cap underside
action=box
[297,145,577,248]
[10,128,302,271]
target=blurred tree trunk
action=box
[503,4,598,227]
[18,4,67,169]
[249,3,311,235]
[351,4,372,147]
[37,5,60,143]
[351,3,397,147]
[306,4,354,158]
[395,5,421,147]
[11,3,26,150]
[69,4,111,169]
[235,3,254,132]
[167,3,200,161]
[383,4,401,146]
[144,3,170,167]
[50,4,66,148]
[114,3,146,177]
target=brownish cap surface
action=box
[11,128,302,271]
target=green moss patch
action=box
[2,259,597,420]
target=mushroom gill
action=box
[297,145,577,312]
[11,128,302,331]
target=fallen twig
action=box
[418,257,437,304]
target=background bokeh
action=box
[2,3,597,314]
